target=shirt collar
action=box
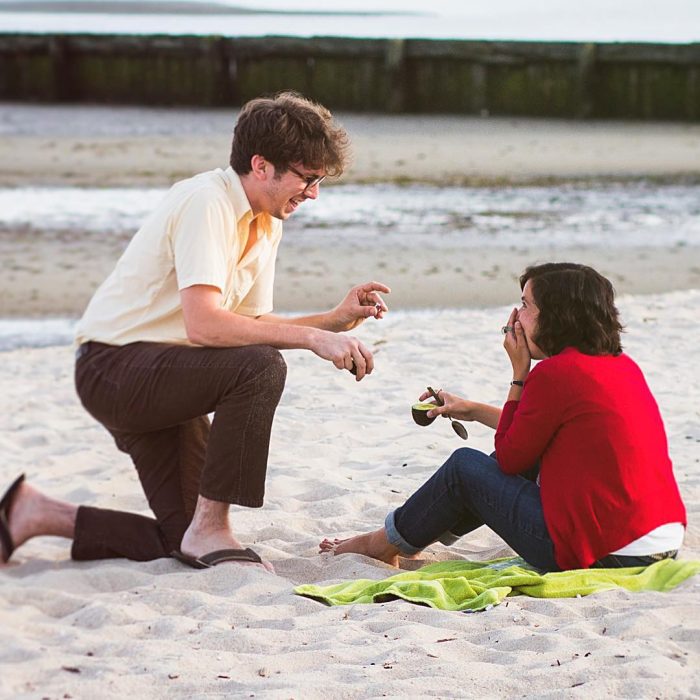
[223,166,275,237]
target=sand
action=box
[1,104,700,316]
[1,293,699,698]
[2,105,700,188]
[1,103,699,698]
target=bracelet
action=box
[511,380,525,387]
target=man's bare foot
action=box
[1,480,77,564]
[179,496,274,573]
[319,528,413,567]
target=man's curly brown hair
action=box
[520,263,623,356]
[230,91,350,177]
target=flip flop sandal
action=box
[170,547,263,569]
[0,474,26,563]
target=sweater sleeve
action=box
[494,361,564,474]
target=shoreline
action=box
[1,104,698,317]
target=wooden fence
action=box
[1,34,699,119]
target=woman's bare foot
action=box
[1,480,77,564]
[319,528,412,567]
[179,496,274,573]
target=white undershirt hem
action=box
[612,522,684,556]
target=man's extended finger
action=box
[360,281,391,296]
[367,291,389,311]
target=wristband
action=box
[511,380,525,387]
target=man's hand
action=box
[181,285,376,380]
[309,329,374,381]
[328,281,391,332]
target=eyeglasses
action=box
[287,165,326,192]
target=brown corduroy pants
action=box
[72,341,287,561]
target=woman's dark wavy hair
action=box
[520,263,623,356]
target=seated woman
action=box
[321,263,686,571]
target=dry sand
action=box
[1,294,699,698]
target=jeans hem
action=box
[438,531,461,546]
[384,510,422,555]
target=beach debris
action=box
[257,667,268,677]
[168,674,179,680]
[61,666,81,674]
[437,637,457,643]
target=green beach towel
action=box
[295,557,700,612]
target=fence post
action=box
[575,42,596,118]
[385,38,405,112]
[48,36,69,101]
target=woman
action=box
[321,263,686,571]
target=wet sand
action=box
[0,103,698,317]
[1,104,700,188]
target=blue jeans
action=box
[384,447,560,571]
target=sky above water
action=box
[0,0,698,42]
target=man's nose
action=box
[303,182,320,200]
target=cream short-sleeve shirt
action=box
[75,167,282,347]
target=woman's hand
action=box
[418,389,477,421]
[503,307,531,380]
[418,388,502,429]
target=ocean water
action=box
[2,182,698,249]
[1,180,698,349]
[0,0,698,43]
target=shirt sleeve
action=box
[494,361,563,474]
[170,190,235,293]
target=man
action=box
[0,92,389,572]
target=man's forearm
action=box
[257,311,342,332]
[189,308,320,349]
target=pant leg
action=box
[72,416,209,561]
[73,341,286,562]
[385,447,559,571]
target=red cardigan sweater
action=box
[495,347,686,570]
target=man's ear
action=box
[250,154,270,181]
